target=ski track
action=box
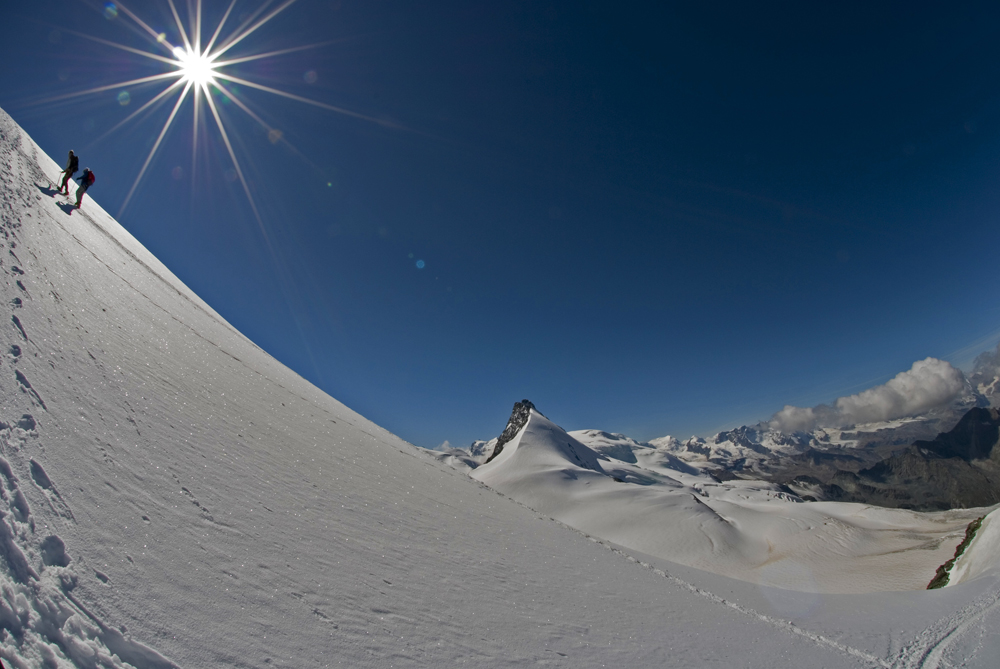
[890,581,1000,669]
[2,108,998,668]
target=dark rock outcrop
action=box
[485,400,540,463]
[928,515,986,589]
[912,407,1000,461]
[790,408,1000,510]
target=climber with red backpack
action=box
[75,168,95,209]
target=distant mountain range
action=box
[658,358,1000,511]
[428,400,991,592]
[437,352,1000,511]
[797,407,1000,510]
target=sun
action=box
[39,0,398,225]
[172,46,217,86]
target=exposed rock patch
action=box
[485,400,541,463]
[928,515,985,589]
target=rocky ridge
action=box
[485,399,540,463]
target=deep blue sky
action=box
[3,1,1000,448]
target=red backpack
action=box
[85,170,96,186]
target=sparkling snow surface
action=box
[1,108,999,668]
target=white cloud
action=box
[769,357,966,432]
[770,405,819,433]
[437,440,453,452]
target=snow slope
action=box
[1,107,1000,668]
[950,508,1000,586]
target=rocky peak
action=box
[714,426,772,455]
[486,400,541,463]
[914,407,1000,462]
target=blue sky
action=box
[3,0,1000,449]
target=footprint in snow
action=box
[29,459,51,489]
[40,535,70,567]
[15,370,46,410]
[10,488,30,522]
[0,458,17,488]
[11,314,27,340]
[29,459,74,522]
[0,458,29,520]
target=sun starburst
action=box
[172,46,217,86]
[39,0,395,227]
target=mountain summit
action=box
[485,399,540,463]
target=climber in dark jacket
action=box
[58,150,78,195]
[75,168,95,209]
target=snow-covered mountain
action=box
[3,106,1000,668]
[625,358,1000,508]
[425,438,495,472]
[652,377,989,479]
[469,405,988,593]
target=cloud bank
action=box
[769,357,966,433]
